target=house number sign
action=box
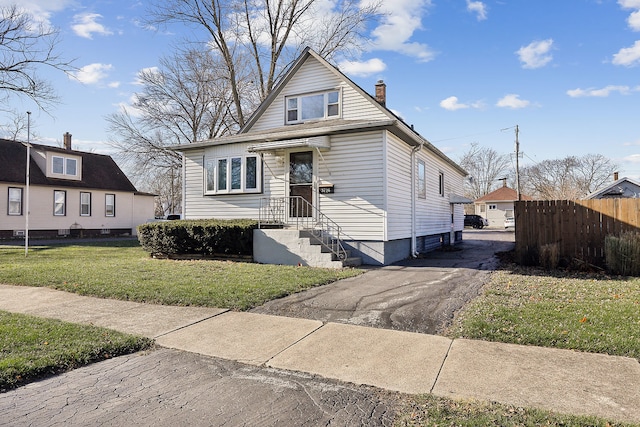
[319,185,335,194]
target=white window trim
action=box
[80,192,91,216]
[285,89,341,124]
[204,155,262,195]
[417,160,426,199]
[51,155,78,177]
[105,194,115,217]
[8,187,22,216]
[54,190,66,216]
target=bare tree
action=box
[0,5,74,110]
[147,0,380,127]
[106,47,236,215]
[0,110,39,141]
[520,154,618,200]
[458,143,512,199]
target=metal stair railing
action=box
[259,196,347,261]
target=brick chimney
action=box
[375,80,386,107]
[613,171,619,181]
[63,132,72,150]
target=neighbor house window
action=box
[51,155,77,176]
[105,194,115,217]
[417,160,426,199]
[8,187,22,215]
[54,190,66,216]
[80,192,91,216]
[488,204,497,210]
[438,172,445,196]
[204,155,261,195]
[285,90,340,124]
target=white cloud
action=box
[612,40,640,66]
[364,0,436,62]
[71,13,113,39]
[516,39,554,69]
[72,63,113,85]
[0,0,73,27]
[628,10,640,30]
[466,0,487,21]
[622,153,640,163]
[108,81,121,89]
[439,96,467,111]
[496,94,530,109]
[619,0,640,9]
[566,85,634,97]
[134,67,160,85]
[623,139,640,146]
[338,58,386,77]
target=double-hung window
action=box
[105,194,115,217]
[286,90,340,124]
[54,190,66,216]
[438,172,445,196]
[205,155,261,194]
[417,160,426,199]
[51,156,77,177]
[80,192,91,216]
[8,187,22,215]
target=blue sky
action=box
[4,0,640,181]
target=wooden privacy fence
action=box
[514,199,640,267]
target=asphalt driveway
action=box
[251,229,515,334]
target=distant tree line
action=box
[458,143,618,201]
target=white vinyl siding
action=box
[385,134,413,240]
[183,145,267,220]
[250,57,388,131]
[315,132,385,240]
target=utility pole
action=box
[514,125,521,201]
[25,111,31,257]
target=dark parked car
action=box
[464,214,488,229]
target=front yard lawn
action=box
[447,262,640,360]
[0,240,362,310]
[0,310,153,392]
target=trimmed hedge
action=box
[137,219,258,257]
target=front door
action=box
[289,151,313,217]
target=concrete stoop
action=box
[253,228,361,268]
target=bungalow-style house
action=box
[584,173,640,199]
[473,180,532,227]
[0,135,155,239]
[173,47,468,267]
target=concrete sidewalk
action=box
[1,284,639,424]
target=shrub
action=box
[605,231,640,276]
[539,243,560,270]
[137,219,258,257]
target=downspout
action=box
[181,153,186,219]
[410,141,424,258]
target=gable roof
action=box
[584,177,640,199]
[475,185,532,202]
[173,47,467,176]
[0,138,138,192]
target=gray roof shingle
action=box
[0,138,138,192]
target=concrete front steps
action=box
[253,228,362,268]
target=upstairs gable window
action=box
[286,90,340,124]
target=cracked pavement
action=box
[0,348,400,427]
[251,229,515,334]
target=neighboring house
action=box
[173,47,468,266]
[474,181,532,227]
[0,135,155,239]
[584,173,640,199]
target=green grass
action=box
[0,240,362,310]
[0,310,153,391]
[447,264,640,360]
[394,394,637,427]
